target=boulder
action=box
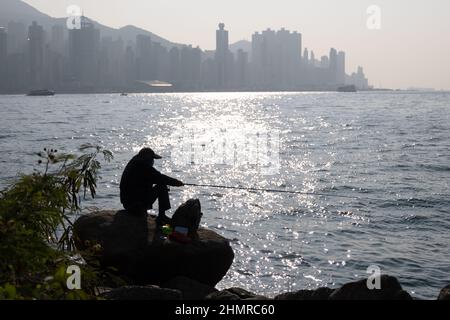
[204,287,267,300]
[205,290,241,300]
[275,287,335,300]
[437,285,450,300]
[171,199,202,239]
[73,201,234,287]
[244,295,270,300]
[329,275,412,300]
[101,285,182,300]
[162,276,217,300]
[225,287,258,299]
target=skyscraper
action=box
[215,23,229,89]
[28,21,45,88]
[68,17,100,87]
[0,28,7,90]
[124,45,136,84]
[7,21,26,55]
[235,49,248,88]
[251,28,302,90]
[168,47,180,86]
[329,48,338,85]
[310,51,316,66]
[303,48,309,64]
[135,34,152,80]
[0,27,6,62]
[347,66,369,89]
[337,51,346,85]
[51,24,65,55]
[320,56,329,69]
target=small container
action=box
[162,224,173,236]
[174,226,189,236]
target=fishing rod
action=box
[184,183,386,202]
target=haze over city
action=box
[19,0,450,91]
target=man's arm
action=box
[148,167,184,187]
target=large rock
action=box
[275,287,335,300]
[73,202,234,287]
[329,275,412,300]
[437,285,450,300]
[101,285,182,300]
[162,276,217,300]
[204,288,268,300]
[205,290,241,300]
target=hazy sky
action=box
[23,0,450,90]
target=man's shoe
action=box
[156,215,172,226]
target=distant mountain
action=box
[112,25,182,48]
[0,0,49,25]
[0,0,181,48]
[230,40,252,55]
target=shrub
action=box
[0,144,114,299]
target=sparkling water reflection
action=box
[1,92,449,299]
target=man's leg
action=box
[148,184,171,225]
[124,201,147,216]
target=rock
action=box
[101,285,182,300]
[275,287,334,300]
[205,290,241,300]
[329,275,412,300]
[313,287,335,300]
[171,199,202,239]
[163,276,217,300]
[225,287,258,299]
[73,200,234,287]
[244,295,270,300]
[437,285,450,300]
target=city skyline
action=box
[18,0,450,91]
[0,8,370,93]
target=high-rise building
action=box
[329,48,338,85]
[0,27,6,62]
[99,36,125,86]
[251,28,301,90]
[168,47,180,86]
[337,51,346,85]
[28,21,45,88]
[215,23,229,89]
[7,21,26,55]
[0,27,7,90]
[135,34,152,80]
[303,48,309,64]
[151,42,169,81]
[51,24,65,55]
[320,56,329,69]
[124,44,136,83]
[310,51,317,67]
[68,17,100,87]
[347,66,369,89]
[235,49,248,88]
[180,45,202,90]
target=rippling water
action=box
[1,92,449,299]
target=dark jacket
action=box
[120,155,180,206]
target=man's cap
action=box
[138,147,162,159]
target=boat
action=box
[27,89,55,96]
[120,93,128,96]
[337,85,357,93]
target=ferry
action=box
[337,85,357,93]
[27,89,55,96]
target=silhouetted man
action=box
[120,148,184,225]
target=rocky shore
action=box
[73,202,450,301]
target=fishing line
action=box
[184,183,387,202]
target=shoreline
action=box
[100,275,450,300]
[1,88,413,96]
